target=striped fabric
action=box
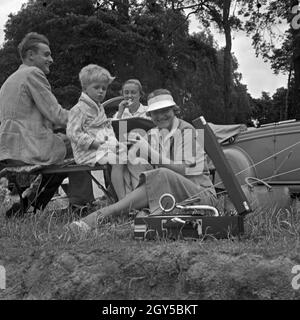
[67,93,120,166]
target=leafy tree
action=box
[163,1,299,123]
[0,0,251,124]
[251,91,273,124]
[0,0,154,108]
[272,87,290,120]
[250,87,292,124]
[242,1,297,121]
[156,0,251,123]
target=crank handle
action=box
[176,205,219,217]
[171,217,186,224]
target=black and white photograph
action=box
[0,0,299,307]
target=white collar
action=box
[150,117,180,143]
[125,103,146,116]
[80,92,101,110]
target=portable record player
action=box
[134,194,244,240]
[134,116,252,241]
[111,117,155,141]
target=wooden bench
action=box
[40,160,116,201]
[0,159,117,215]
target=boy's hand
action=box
[56,132,68,143]
[89,137,107,150]
[116,142,128,153]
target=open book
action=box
[111,117,155,141]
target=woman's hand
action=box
[116,99,133,119]
[128,134,158,164]
[119,99,133,111]
[128,134,187,175]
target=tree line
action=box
[0,0,295,125]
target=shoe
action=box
[68,220,91,236]
[69,204,89,217]
[69,201,101,218]
[5,197,29,218]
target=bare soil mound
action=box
[1,233,300,300]
[1,197,300,300]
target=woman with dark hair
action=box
[69,89,217,233]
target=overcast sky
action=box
[189,15,288,99]
[0,0,288,99]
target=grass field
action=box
[1,193,300,300]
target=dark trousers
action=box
[33,171,94,209]
[0,140,95,210]
[38,137,95,208]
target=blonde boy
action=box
[67,64,127,200]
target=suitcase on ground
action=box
[133,116,251,241]
[134,214,244,240]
